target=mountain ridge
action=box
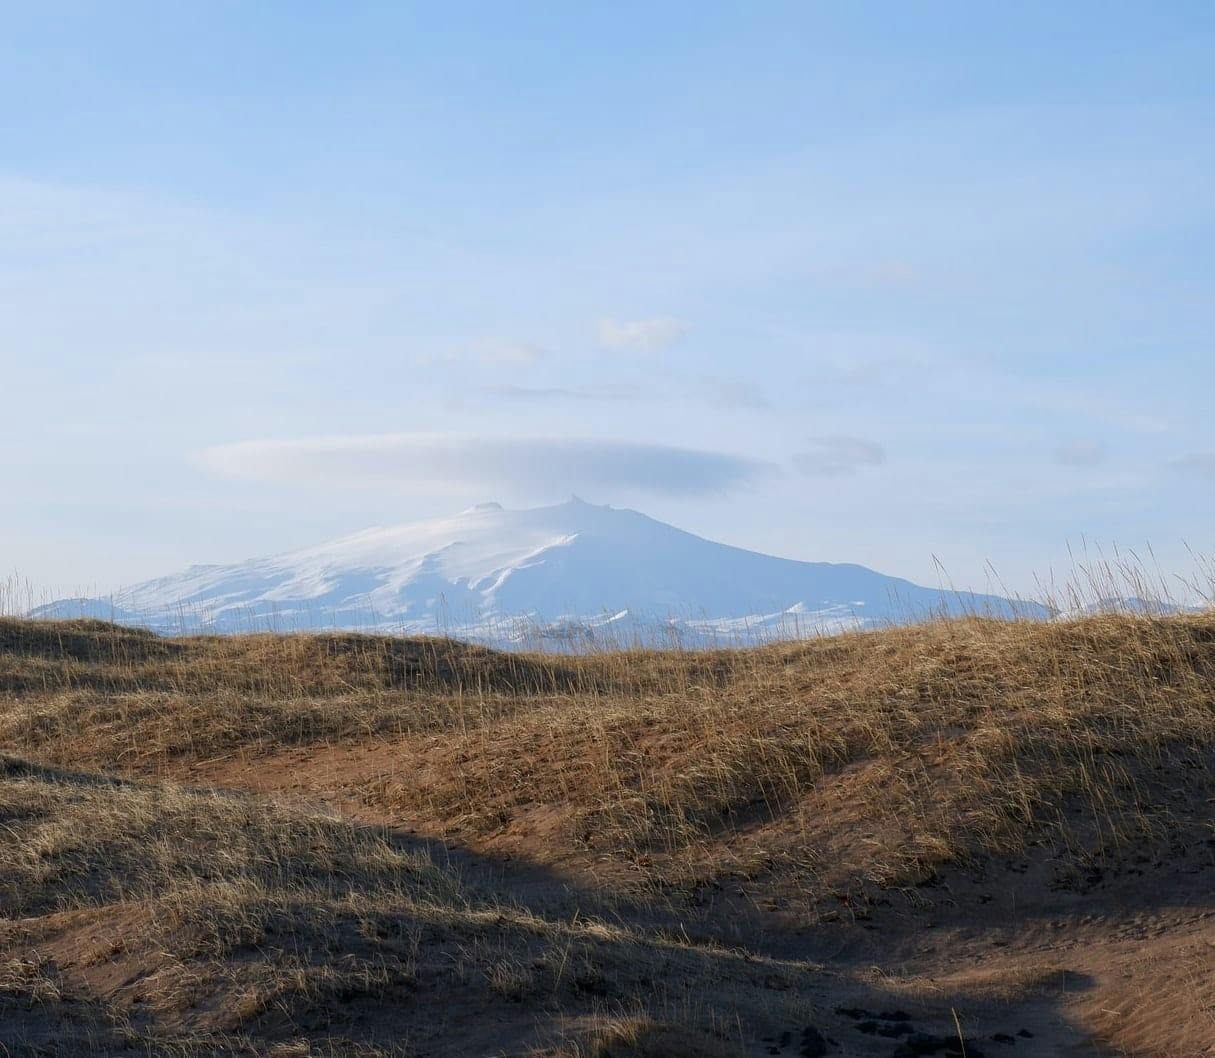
[34,498,1046,646]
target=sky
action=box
[3,2,1215,604]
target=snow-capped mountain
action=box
[35,498,1045,647]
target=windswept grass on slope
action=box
[5,614,1214,897]
[362,615,1215,896]
[0,756,821,1057]
[2,616,1215,1055]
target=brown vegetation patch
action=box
[1,614,1214,1055]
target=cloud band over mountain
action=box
[197,434,772,497]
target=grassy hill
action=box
[1,615,1213,1056]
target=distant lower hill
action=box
[34,497,1046,646]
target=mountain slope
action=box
[35,498,1044,643]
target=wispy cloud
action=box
[1170,453,1215,479]
[805,359,913,389]
[698,376,769,411]
[479,383,641,402]
[474,340,548,366]
[792,436,886,476]
[596,317,688,353]
[197,433,772,497]
[1054,439,1107,467]
[415,338,548,368]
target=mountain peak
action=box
[561,494,609,510]
[33,499,1041,643]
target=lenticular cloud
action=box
[196,433,771,497]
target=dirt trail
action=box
[160,738,1215,1057]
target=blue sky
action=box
[4,3,1214,600]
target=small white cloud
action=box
[792,436,886,477]
[596,317,688,354]
[1054,439,1107,467]
[197,433,771,497]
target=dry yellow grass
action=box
[5,614,1213,893]
[0,754,829,1056]
[1,614,1213,1055]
